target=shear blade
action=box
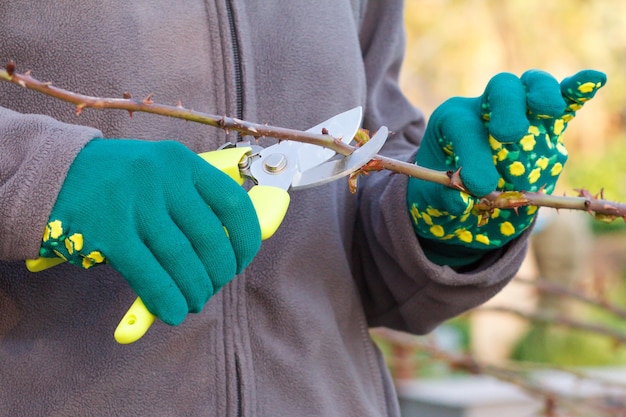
[291,126,388,190]
[297,106,363,172]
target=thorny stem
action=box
[0,62,355,155]
[2,62,626,221]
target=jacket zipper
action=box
[225,4,244,414]
[235,355,244,417]
[226,0,244,141]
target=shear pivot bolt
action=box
[263,153,288,174]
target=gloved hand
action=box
[407,69,606,266]
[39,139,261,325]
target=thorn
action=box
[75,104,85,116]
[142,93,154,105]
[176,99,184,108]
[5,60,15,76]
[24,70,32,77]
[448,168,465,191]
[122,93,133,116]
[576,188,593,200]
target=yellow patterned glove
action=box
[407,69,606,266]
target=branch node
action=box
[447,168,465,191]
[5,60,15,76]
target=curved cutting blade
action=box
[249,106,364,191]
[297,106,363,172]
[291,126,388,190]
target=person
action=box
[0,2,605,416]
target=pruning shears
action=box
[25,106,389,344]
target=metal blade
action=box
[249,107,363,191]
[291,126,388,190]
[296,106,363,172]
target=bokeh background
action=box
[401,0,626,202]
[376,0,626,386]
[375,2,626,414]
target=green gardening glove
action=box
[407,69,606,266]
[39,139,261,325]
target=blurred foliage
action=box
[512,274,626,366]
[512,324,626,366]
[401,0,626,205]
[565,132,626,204]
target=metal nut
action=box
[263,153,288,174]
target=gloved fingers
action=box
[141,207,239,314]
[560,69,607,114]
[436,100,500,198]
[482,72,530,143]
[169,195,239,292]
[192,159,261,273]
[521,70,566,118]
[108,242,189,326]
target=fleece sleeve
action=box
[353,0,529,334]
[0,106,101,260]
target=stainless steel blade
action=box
[290,126,388,190]
[297,106,363,172]
[249,106,363,191]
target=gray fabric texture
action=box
[0,1,528,416]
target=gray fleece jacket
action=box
[0,1,528,416]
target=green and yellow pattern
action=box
[39,219,107,269]
[408,70,606,252]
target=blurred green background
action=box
[401,0,626,204]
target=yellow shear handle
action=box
[114,149,289,344]
[26,147,290,344]
[198,148,290,240]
